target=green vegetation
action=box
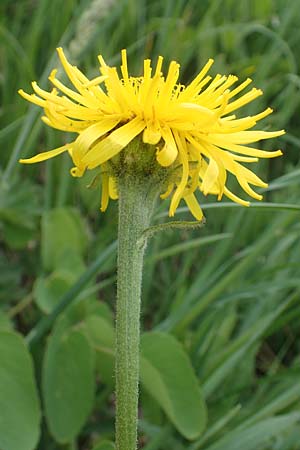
[1,1,300,449]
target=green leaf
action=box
[140,332,207,440]
[41,207,88,271]
[0,310,11,330]
[0,331,41,450]
[146,233,232,263]
[205,413,300,450]
[86,300,114,324]
[84,315,115,386]
[2,221,36,249]
[91,440,115,450]
[33,270,75,313]
[43,328,95,443]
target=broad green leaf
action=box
[54,249,86,276]
[140,389,164,426]
[0,331,40,450]
[84,315,115,386]
[33,270,75,313]
[140,332,207,440]
[0,179,39,249]
[41,207,88,270]
[86,300,114,324]
[91,440,115,450]
[2,221,36,249]
[0,310,11,330]
[43,328,95,443]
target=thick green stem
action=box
[116,173,156,450]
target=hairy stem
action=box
[116,173,156,450]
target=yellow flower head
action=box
[19,48,284,220]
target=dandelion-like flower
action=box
[19,48,284,219]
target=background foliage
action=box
[1,0,300,449]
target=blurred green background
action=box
[1,1,300,449]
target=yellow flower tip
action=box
[154,56,164,76]
[18,88,27,99]
[168,208,175,218]
[70,166,85,178]
[98,54,107,67]
[49,69,58,81]
[56,47,65,59]
[19,158,29,164]
[160,184,173,199]
[83,75,107,88]
[156,143,178,167]
[41,116,50,125]
[229,75,238,83]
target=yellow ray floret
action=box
[19,48,284,219]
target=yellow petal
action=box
[158,61,180,102]
[183,193,203,220]
[210,129,285,145]
[72,118,120,164]
[70,164,85,177]
[42,106,89,132]
[154,55,163,77]
[237,176,263,200]
[224,88,263,114]
[56,47,88,94]
[121,49,129,83]
[157,127,178,167]
[160,183,174,199]
[143,123,161,145]
[19,144,70,164]
[223,186,250,206]
[18,89,46,107]
[177,102,216,123]
[82,117,145,169]
[227,78,252,99]
[201,135,283,159]
[100,172,109,212]
[83,75,107,88]
[49,69,99,108]
[179,59,214,100]
[235,164,267,187]
[170,131,189,214]
[109,177,118,199]
[201,157,219,195]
